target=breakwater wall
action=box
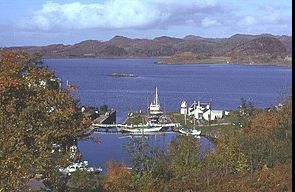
[93,111,116,124]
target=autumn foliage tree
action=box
[103,161,132,192]
[0,51,88,191]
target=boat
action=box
[148,87,163,115]
[110,72,137,77]
[118,87,173,133]
[121,125,163,133]
[178,127,201,136]
[59,161,102,176]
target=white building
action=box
[188,101,210,119]
[203,110,224,121]
[180,101,187,115]
[188,101,229,121]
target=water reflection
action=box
[78,132,214,172]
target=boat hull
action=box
[179,128,201,136]
[121,126,163,133]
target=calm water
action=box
[77,132,214,172]
[44,58,292,170]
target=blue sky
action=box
[0,0,292,46]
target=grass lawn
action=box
[168,112,242,136]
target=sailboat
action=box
[179,102,201,136]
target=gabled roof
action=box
[189,102,210,108]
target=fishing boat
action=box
[148,87,163,115]
[120,125,163,133]
[178,127,201,136]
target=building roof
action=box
[189,102,210,109]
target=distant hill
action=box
[226,37,288,65]
[1,34,292,65]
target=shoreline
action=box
[42,56,158,60]
[42,56,292,68]
[41,56,291,67]
[156,62,292,67]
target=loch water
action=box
[44,58,292,170]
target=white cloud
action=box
[260,6,283,24]
[201,17,221,27]
[22,0,219,31]
[238,16,257,26]
[237,6,287,28]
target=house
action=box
[188,101,210,119]
[203,109,224,121]
[187,101,229,121]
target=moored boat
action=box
[148,87,163,115]
[179,127,201,136]
[121,126,163,133]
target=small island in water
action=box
[110,72,137,77]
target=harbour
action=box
[44,58,291,172]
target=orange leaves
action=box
[66,84,78,91]
[244,96,292,137]
[0,51,29,77]
[244,111,283,136]
[81,117,92,126]
[224,161,292,192]
[105,160,130,182]
[104,161,132,191]
[0,51,25,91]
[0,76,21,91]
[0,51,86,191]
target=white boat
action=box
[149,87,163,115]
[179,128,201,136]
[121,126,163,133]
[59,161,102,176]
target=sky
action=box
[0,0,292,46]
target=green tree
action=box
[236,98,255,128]
[167,136,201,179]
[0,51,88,191]
[99,105,108,114]
[67,171,104,192]
[103,161,133,192]
[125,137,163,176]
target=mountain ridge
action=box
[2,33,292,65]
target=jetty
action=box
[89,87,182,133]
[92,110,116,124]
[86,87,229,139]
[90,123,180,130]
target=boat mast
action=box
[155,87,159,105]
[147,95,149,116]
[209,100,211,126]
[193,101,196,130]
